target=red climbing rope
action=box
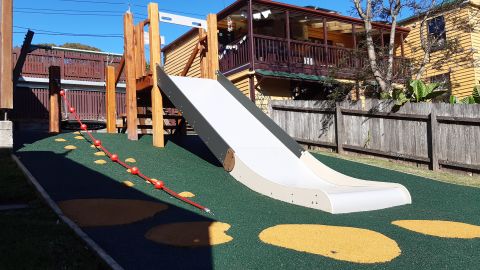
[59,89,210,213]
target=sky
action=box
[13,0,358,53]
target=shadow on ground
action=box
[14,132,215,270]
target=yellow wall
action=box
[403,4,479,97]
[470,4,480,86]
[228,69,251,97]
[254,76,292,113]
[163,33,201,78]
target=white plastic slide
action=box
[163,75,411,214]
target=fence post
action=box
[335,102,344,154]
[49,66,61,133]
[429,104,439,171]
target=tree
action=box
[35,42,102,52]
[352,0,479,95]
[352,0,403,94]
[61,43,101,51]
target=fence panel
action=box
[271,99,480,173]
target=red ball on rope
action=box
[94,140,102,147]
[110,154,118,162]
[130,167,139,175]
[59,90,65,96]
[80,124,87,130]
[154,180,164,189]
[69,107,75,113]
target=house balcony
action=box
[216,0,411,82]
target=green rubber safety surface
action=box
[15,132,480,270]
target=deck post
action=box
[48,66,61,134]
[285,11,291,64]
[123,11,139,140]
[323,17,328,74]
[148,3,165,147]
[400,33,405,57]
[247,0,256,102]
[105,66,116,133]
[206,14,219,80]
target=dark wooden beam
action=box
[181,42,200,76]
[13,30,34,90]
[247,0,256,102]
[114,55,125,86]
[135,74,153,92]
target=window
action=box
[427,16,446,51]
[429,73,451,93]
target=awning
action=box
[255,69,343,84]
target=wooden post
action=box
[0,0,13,110]
[124,12,138,140]
[49,66,61,133]
[335,102,344,154]
[429,105,439,171]
[285,11,291,64]
[206,14,219,80]
[352,24,357,49]
[148,3,165,147]
[134,23,146,79]
[400,33,405,57]
[105,66,116,133]
[199,28,208,78]
[323,18,328,72]
[247,0,256,101]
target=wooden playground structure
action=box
[47,2,220,148]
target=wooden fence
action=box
[270,99,480,173]
[12,48,124,82]
[12,87,126,121]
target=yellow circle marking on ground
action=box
[74,136,84,140]
[179,191,195,198]
[64,145,77,150]
[58,199,168,227]
[392,220,480,238]
[123,180,134,187]
[73,131,81,135]
[259,224,401,264]
[90,145,97,149]
[55,138,67,142]
[125,158,136,163]
[145,222,233,247]
[126,169,131,173]
[94,152,106,156]
[94,160,107,165]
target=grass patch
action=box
[0,151,106,270]
[312,149,480,188]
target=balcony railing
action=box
[219,34,409,80]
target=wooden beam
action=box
[206,14,219,80]
[13,30,34,90]
[134,23,146,79]
[124,12,138,140]
[135,74,153,92]
[48,66,61,133]
[105,66,116,133]
[198,28,208,78]
[114,56,125,86]
[181,45,200,76]
[0,0,13,109]
[148,2,165,147]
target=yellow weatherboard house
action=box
[399,0,480,98]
